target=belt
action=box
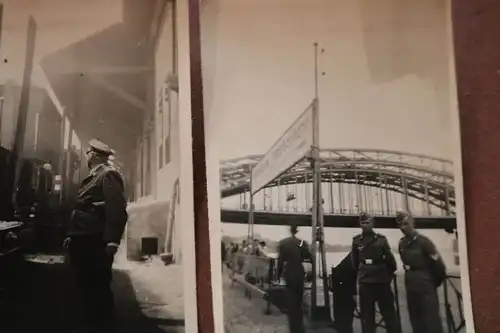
[362,259,384,265]
[403,265,425,271]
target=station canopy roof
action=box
[39,21,153,158]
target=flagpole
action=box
[247,166,254,247]
[314,42,319,100]
[310,42,320,316]
[311,42,331,321]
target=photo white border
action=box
[177,0,199,331]
[446,0,475,331]
[207,117,224,332]
[204,0,476,332]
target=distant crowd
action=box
[221,238,275,272]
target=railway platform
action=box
[0,251,185,333]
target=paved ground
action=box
[222,268,467,333]
[222,269,335,333]
[0,252,185,333]
[223,269,289,333]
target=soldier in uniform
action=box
[351,212,399,333]
[35,162,54,225]
[396,211,446,333]
[277,223,312,333]
[63,139,128,333]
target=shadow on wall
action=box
[126,200,170,261]
[125,178,181,262]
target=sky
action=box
[0,0,124,151]
[205,0,454,162]
[203,0,462,259]
[0,0,123,88]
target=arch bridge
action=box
[220,149,457,230]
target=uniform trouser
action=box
[406,289,444,333]
[359,282,400,333]
[68,234,115,332]
[333,290,356,333]
[285,278,305,333]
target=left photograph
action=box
[0,1,193,332]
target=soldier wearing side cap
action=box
[63,139,128,333]
[277,223,312,333]
[352,212,399,333]
[396,211,446,333]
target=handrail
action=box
[443,274,466,333]
[225,252,465,333]
[351,274,464,333]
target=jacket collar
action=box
[89,163,106,177]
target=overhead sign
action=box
[251,104,314,194]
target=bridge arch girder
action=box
[222,170,454,213]
[220,149,455,214]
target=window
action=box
[164,136,170,165]
[158,143,163,169]
[145,134,152,196]
[139,140,144,197]
[156,1,177,169]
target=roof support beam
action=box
[85,66,153,75]
[45,65,153,76]
[85,74,148,113]
[36,66,66,117]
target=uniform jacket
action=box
[36,167,53,200]
[398,231,447,292]
[277,236,313,283]
[67,163,128,244]
[351,232,397,284]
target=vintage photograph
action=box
[202,0,473,332]
[0,0,195,332]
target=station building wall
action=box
[126,1,182,264]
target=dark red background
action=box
[189,0,500,332]
[453,0,500,332]
[188,0,215,332]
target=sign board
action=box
[251,104,314,194]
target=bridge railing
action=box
[226,252,465,333]
[443,274,466,333]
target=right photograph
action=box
[202,1,473,333]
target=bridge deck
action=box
[221,209,457,229]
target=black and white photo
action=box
[0,1,196,332]
[201,0,474,332]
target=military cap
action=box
[88,139,114,156]
[395,211,413,224]
[359,212,374,223]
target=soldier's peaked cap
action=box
[88,139,114,156]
